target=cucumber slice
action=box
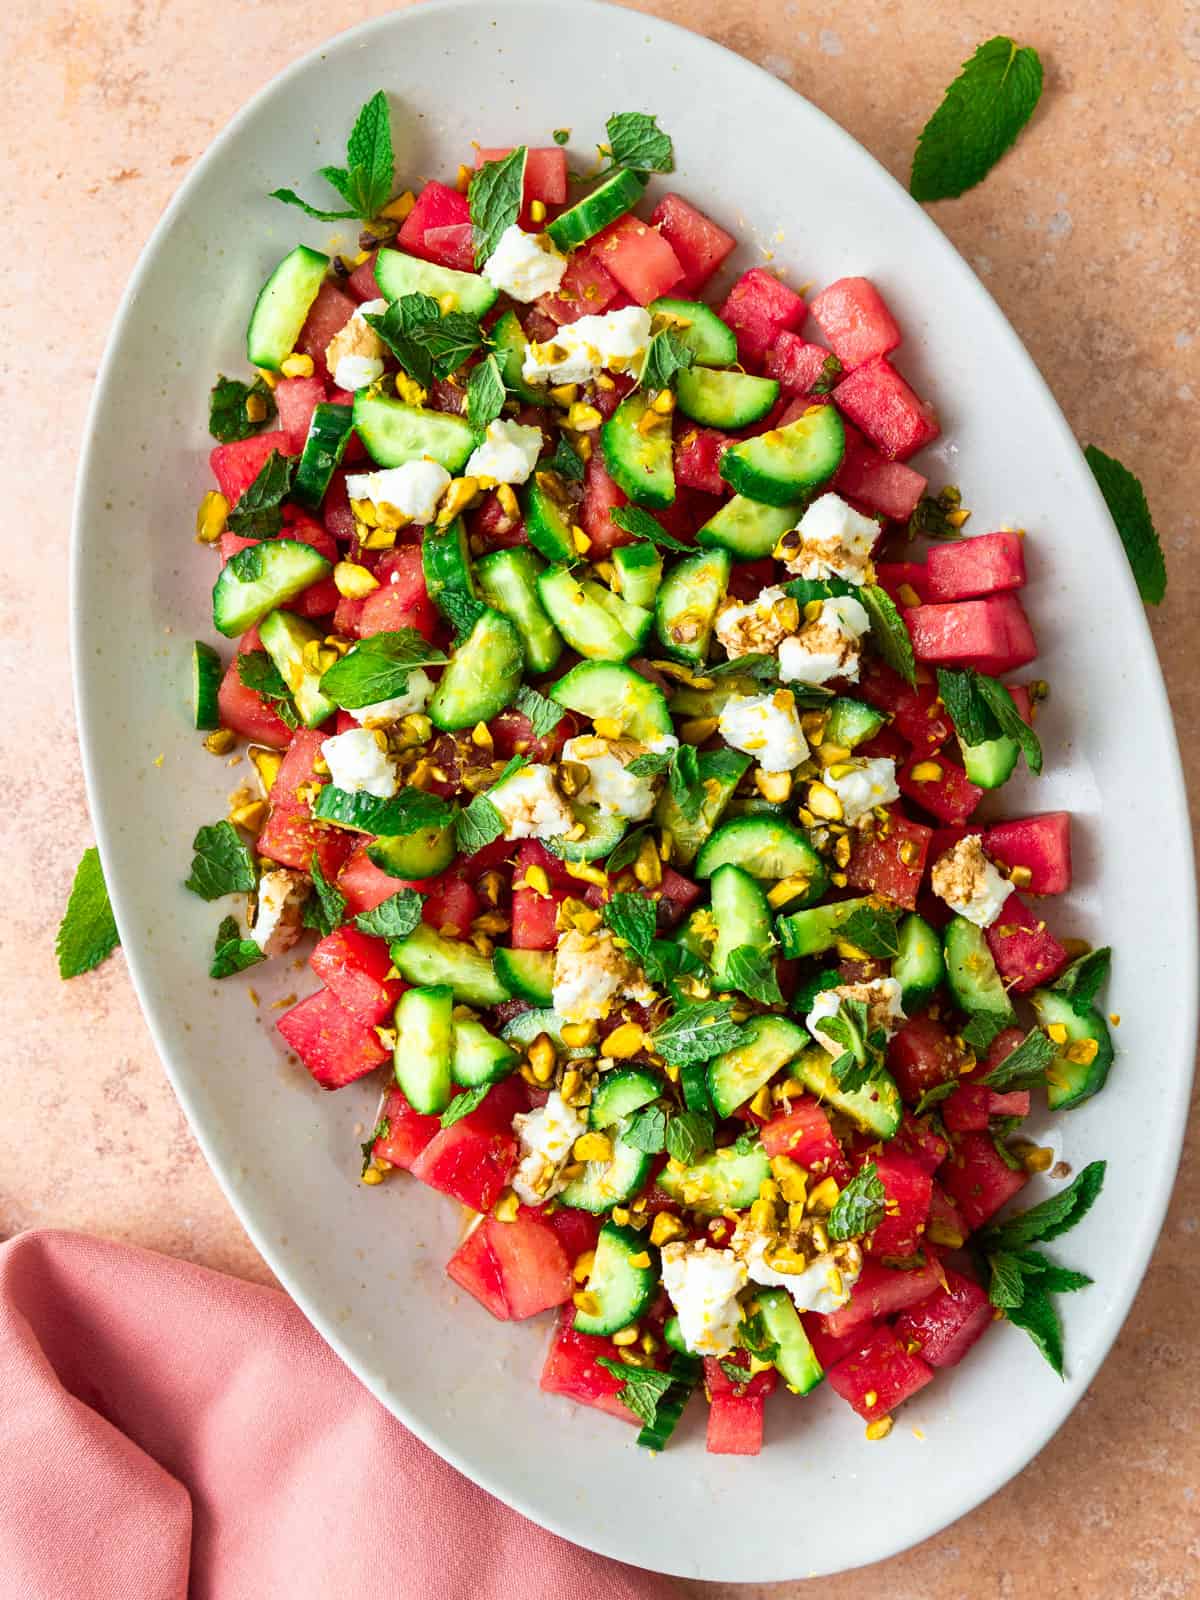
[422,517,477,624]
[681,1063,713,1114]
[366,821,458,881]
[257,609,337,728]
[654,749,749,867]
[648,297,738,366]
[246,245,329,372]
[499,1008,595,1058]
[524,476,577,564]
[667,676,758,720]
[550,661,673,743]
[662,1315,690,1355]
[824,696,887,750]
[589,1067,662,1129]
[943,917,1017,1026]
[1030,990,1115,1111]
[776,896,876,959]
[192,641,222,730]
[428,608,524,731]
[610,542,663,610]
[675,367,779,429]
[961,734,1020,789]
[492,947,554,1006]
[720,405,845,506]
[654,546,731,665]
[696,494,802,561]
[754,1288,824,1394]
[389,924,510,1006]
[696,818,829,905]
[393,985,454,1114]
[571,1221,658,1334]
[546,169,647,251]
[491,309,544,404]
[893,913,945,1010]
[372,248,498,318]
[675,907,715,968]
[602,391,675,509]
[451,1017,519,1087]
[709,865,773,992]
[475,547,562,674]
[708,1014,808,1119]
[790,1044,902,1139]
[212,539,332,638]
[537,568,652,662]
[293,403,354,511]
[656,1142,771,1214]
[545,804,628,862]
[559,1133,653,1215]
[352,393,474,473]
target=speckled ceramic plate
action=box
[71,0,1197,1581]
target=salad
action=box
[187,97,1113,1455]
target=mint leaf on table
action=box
[1085,445,1167,604]
[512,685,565,740]
[319,630,446,709]
[271,89,394,222]
[907,486,964,540]
[980,1026,1057,1090]
[440,1085,489,1127]
[603,892,657,961]
[226,450,294,538]
[610,504,693,554]
[237,652,299,728]
[595,1358,675,1427]
[302,856,346,938]
[470,146,527,268]
[722,945,783,1006]
[209,375,276,443]
[354,888,425,941]
[184,821,257,901]
[313,785,453,838]
[651,1001,746,1067]
[638,329,693,394]
[210,914,266,979]
[1051,946,1113,1013]
[860,584,916,686]
[605,112,674,175]
[56,847,120,979]
[466,353,507,432]
[827,1161,887,1241]
[910,37,1044,202]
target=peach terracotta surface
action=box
[2,0,1197,1593]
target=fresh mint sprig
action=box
[271,90,395,222]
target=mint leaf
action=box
[623,1104,668,1154]
[56,847,120,979]
[827,1161,887,1241]
[1051,946,1112,1012]
[980,1160,1106,1252]
[736,1310,780,1364]
[440,1085,490,1127]
[810,353,844,396]
[319,629,446,709]
[364,293,440,388]
[302,856,346,938]
[209,374,276,443]
[455,756,526,854]
[665,1109,715,1165]
[361,1114,390,1176]
[610,504,694,554]
[1004,1283,1064,1376]
[237,651,299,728]
[1085,445,1166,605]
[210,914,266,979]
[605,112,674,175]
[912,1080,959,1117]
[816,997,888,1094]
[354,888,425,940]
[707,652,782,685]
[722,945,782,1006]
[269,188,356,222]
[226,449,294,538]
[791,967,841,1017]
[553,129,570,146]
[667,743,704,822]
[438,588,487,641]
[987,1250,1028,1309]
[595,1358,674,1427]
[419,311,486,379]
[605,823,652,876]
[638,329,693,394]
[975,674,1042,774]
[936,667,999,748]
[271,90,393,222]
[312,785,454,838]
[860,583,916,686]
[642,938,705,994]
[228,544,264,583]
[603,892,656,961]
[837,904,902,959]
[981,1026,1057,1090]
[1017,1256,1093,1295]
[910,37,1044,203]
[470,146,527,268]
[908,486,964,541]
[546,433,585,483]
[651,1001,746,1067]
[625,750,671,779]
[467,353,506,431]
[962,1011,1005,1054]
[513,685,565,740]
[185,821,258,901]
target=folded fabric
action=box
[0,1229,677,1600]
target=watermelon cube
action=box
[926,531,1027,601]
[540,1313,642,1423]
[904,594,1038,675]
[891,1111,950,1174]
[760,1096,851,1182]
[764,331,840,397]
[983,813,1072,895]
[874,560,932,607]
[719,268,807,366]
[337,843,406,916]
[450,1212,573,1321]
[588,215,685,305]
[893,1267,993,1368]
[536,249,620,325]
[295,281,358,380]
[863,1151,932,1258]
[845,811,932,910]
[422,223,475,272]
[706,1393,766,1455]
[258,729,354,882]
[942,1083,993,1134]
[984,893,1070,992]
[210,430,292,504]
[650,194,736,294]
[347,257,381,302]
[276,987,390,1089]
[833,424,928,522]
[475,145,569,212]
[446,1221,510,1320]
[822,1258,944,1339]
[801,1312,874,1370]
[357,546,438,640]
[674,426,732,495]
[310,926,405,1026]
[274,375,329,455]
[216,654,293,749]
[826,1326,935,1420]
[926,1180,968,1248]
[888,1014,963,1105]
[940,1131,1029,1231]
[898,750,984,825]
[857,658,953,754]
[372,1086,441,1172]
[397,181,471,264]
[809,277,902,369]
[580,453,633,557]
[409,1076,525,1212]
[833,356,939,461]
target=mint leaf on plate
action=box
[470,146,527,268]
[272,90,394,222]
[184,821,258,901]
[605,112,674,175]
[209,375,276,443]
[910,37,1044,202]
[354,888,425,941]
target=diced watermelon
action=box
[347,258,381,302]
[809,278,902,369]
[760,1095,851,1182]
[357,545,438,640]
[703,1350,777,1400]
[409,1076,525,1212]
[511,885,567,949]
[216,655,293,748]
[674,426,732,495]
[706,1393,765,1455]
[310,926,404,1026]
[276,987,390,1089]
[926,1180,968,1248]
[446,1222,510,1320]
[543,1206,602,1263]
[863,1151,932,1258]
[833,357,940,461]
[475,145,569,210]
[422,874,479,939]
[295,281,358,380]
[962,1025,1027,1087]
[983,813,1071,895]
[845,811,931,910]
[833,420,928,520]
[826,1325,935,1420]
[984,893,1070,992]
[372,1086,441,1171]
[515,838,577,893]
[540,1313,643,1423]
[258,728,354,881]
[422,223,475,272]
[469,488,529,552]
[458,1212,573,1320]
[210,430,292,503]
[940,1131,1029,1231]
[890,1111,950,1174]
[857,658,953,754]
[396,181,471,264]
[822,1258,944,1339]
[489,707,575,764]
[893,1266,993,1369]
[323,469,357,543]
[588,215,684,305]
[274,375,329,454]
[719,269,807,367]
[580,453,632,556]
[926,531,1027,601]
[989,1089,1031,1117]
[649,194,736,295]
[904,594,1038,675]
[725,558,777,603]
[942,1083,993,1134]
[874,561,932,606]
[898,750,983,825]
[337,843,405,916]
[536,249,620,325]
[801,1312,874,1370]
[764,332,839,397]
[888,1013,963,1105]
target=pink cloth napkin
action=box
[0,1229,678,1600]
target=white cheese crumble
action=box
[713,585,796,660]
[511,1090,586,1205]
[348,667,434,729]
[522,305,653,386]
[778,594,871,685]
[345,460,451,524]
[552,928,655,1025]
[464,418,545,486]
[824,755,901,825]
[561,735,658,821]
[319,727,399,799]
[931,833,1011,928]
[783,493,880,585]
[251,868,310,957]
[732,1226,862,1315]
[660,1240,748,1358]
[326,299,388,391]
[717,690,809,774]
[332,353,385,392]
[490,763,574,841]
[482,223,568,302]
[806,977,906,1056]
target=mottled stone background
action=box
[1,0,1196,1594]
